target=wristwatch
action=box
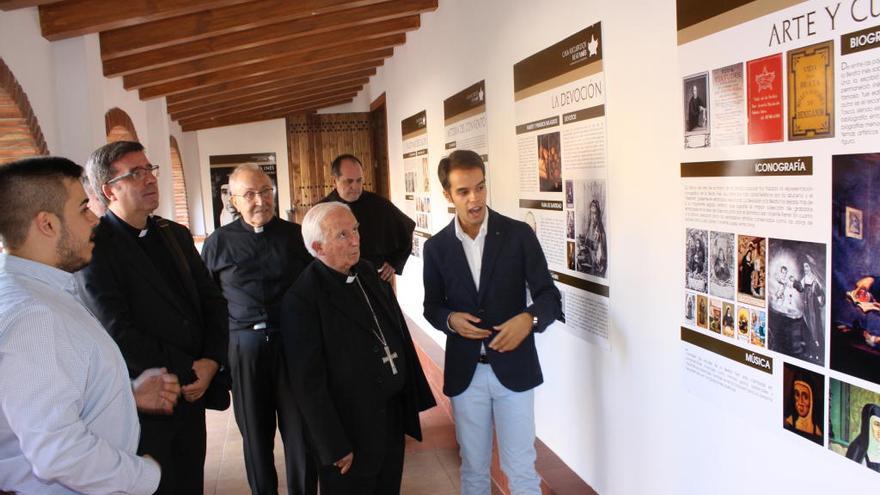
[530,313,539,330]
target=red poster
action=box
[746,54,783,144]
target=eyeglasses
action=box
[106,164,159,185]
[232,187,275,202]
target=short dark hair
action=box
[330,154,363,177]
[0,157,82,249]
[438,149,485,190]
[86,140,144,205]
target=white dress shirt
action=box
[0,254,160,495]
[453,213,489,290]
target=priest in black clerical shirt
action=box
[280,201,435,495]
[319,154,415,283]
[202,164,317,495]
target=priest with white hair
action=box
[280,202,435,495]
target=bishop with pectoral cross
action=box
[280,202,435,495]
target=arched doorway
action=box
[169,136,190,228]
[105,107,139,143]
[0,58,49,165]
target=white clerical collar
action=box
[346,273,357,284]
[253,225,264,234]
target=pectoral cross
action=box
[382,345,399,375]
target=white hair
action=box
[227,163,267,194]
[301,201,351,257]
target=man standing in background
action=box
[320,154,414,283]
[203,164,317,495]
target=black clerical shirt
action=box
[320,190,415,275]
[202,217,312,331]
[323,262,407,399]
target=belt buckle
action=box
[253,322,267,330]
[478,354,488,364]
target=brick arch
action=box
[169,136,190,228]
[105,107,139,143]
[0,57,49,165]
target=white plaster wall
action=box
[195,119,291,235]
[359,0,877,493]
[0,8,59,153]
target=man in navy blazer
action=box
[423,150,561,495]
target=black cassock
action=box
[280,259,435,495]
[320,190,415,274]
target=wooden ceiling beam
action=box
[176,88,361,124]
[166,60,378,105]
[99,0,385,59]
[135,45,393,99]
[180,94,354,131]
[102,0,435,76]
[122,27,407,89]
[38,0,253,41]
[171,78,368,121]
[0,0,61,11]
[167,67,376,114]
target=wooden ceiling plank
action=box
[138,48,390,99]
[102,0,435,75]
[39,0,254,41]
[166,60,378,106]
[167,67,376,114]
[0,0,61,11]
[99,0,386,59]
[180,91,358,125]
[122,27,407,89]
[169,76,370,119]
[178,89,360,125]
[181,94,353,131]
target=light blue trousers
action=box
[450,364,540,495]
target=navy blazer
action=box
[423,209,561,396]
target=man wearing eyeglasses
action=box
[202,164,317,495]
[75,141,229,495]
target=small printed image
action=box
[683,72,710,148]
[537,131,562,192]
[566,210,575,239]
[829,377,880,473]
[782,363,824,446]
[737,306,750,343]
[768,238,826,366]
[685,292,696,325]
[721,301,735,337]
[846,206,863,239]
[575,180,607,278]
[709,298,722,334]
[416,213,429,230]
[710,231,735,300]
[405,171,415,194]
[750,309,767,348]
[565,180,574,208]
[737,235,766,307]
[566,241,575,270]
[686,228,708,292]
[696,294,708,329]
[421,157,430,192]
[410,236,421,257]
[831,153,880,385]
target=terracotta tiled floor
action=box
[203,402,462,495]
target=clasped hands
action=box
[132,367,180,415]
[448,311,533,352]
[182,358,219,403]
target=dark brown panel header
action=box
[681,156,813,177]
[209,152,275,165]
[842,23,880,55]
[681,327,773,374]
[550,270,610,297]
[444,80,486,119]
[513,22,602,93]
[401,110,427,136]
[676,0,754,31]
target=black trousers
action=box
[230,329,318,495]
[138,398,206,495]
[318,397,405,495]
